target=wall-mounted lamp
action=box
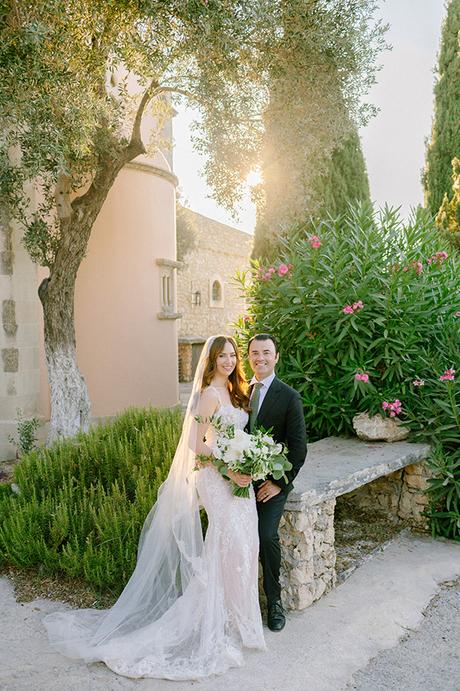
[193,290,201,306]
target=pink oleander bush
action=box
[236,204,460,539]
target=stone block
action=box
[2,347,18,372]
[314,579,327,601]
[2,299,17,336]
[0,374,16,397]
[1,250,13,275]
[404,473,428,491]
[291,510,315,533]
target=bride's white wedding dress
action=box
[44,398,265,680]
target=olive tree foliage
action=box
[423,0,460,218]
[253,0,387,258]
[0,0,270,442]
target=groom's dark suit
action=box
[250,376,307,604]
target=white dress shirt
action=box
[249,372,276,415]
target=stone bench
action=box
[279,436,431,611]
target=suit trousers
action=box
[256,490,288,604]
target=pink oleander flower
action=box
[455,312,460,317]
[309,235,322,249]
[413,379,425,387]
[343,301,364,315]
[403,260,423,275]
[427,251,449,265]
[278,263,289,277]
[355,373,369,383]
[382,399,402,417]
[439,368,456,382]
[261,267,276,281]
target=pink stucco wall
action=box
[39,156,179,419]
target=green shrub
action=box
[237,204,460,539]
[8,409,40,457]
[0,407,183,590]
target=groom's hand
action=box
[257,480,281,503]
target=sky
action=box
[172,0,446,233]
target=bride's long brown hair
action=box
[201,335,250,410]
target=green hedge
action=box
[0,407,183,591]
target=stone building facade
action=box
[177,210,252,381]
[0,202,42,461]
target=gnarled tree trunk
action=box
[39,271,91,444]
[39,124,146,444]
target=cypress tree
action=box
[435,157,460,249]
[252,1,383,260]
[423,0,460,216]
[312,127,370,220]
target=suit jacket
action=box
[250,376,307,494]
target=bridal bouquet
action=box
[202,416,292,498]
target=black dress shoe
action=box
[267,599,285,631]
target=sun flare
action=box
[246,168,262,187]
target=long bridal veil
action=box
[44,338,216,664]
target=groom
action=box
[247,334,307,632]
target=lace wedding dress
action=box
[44,399,265,680]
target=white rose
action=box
[226,429,252,461]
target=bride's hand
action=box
[195,453,213,469]
[227,470,252,487]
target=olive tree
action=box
[0,0,266,442]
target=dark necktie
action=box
[249,382,263,433]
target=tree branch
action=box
[155,85,197,100]
[129,77,160,152]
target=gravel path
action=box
[348,579,460,691]
[0,534,459,691]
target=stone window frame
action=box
[156,258,183,320]
[209,275,224,308]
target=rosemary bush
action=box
[0,407,183,589]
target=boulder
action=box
[352,412,409,442]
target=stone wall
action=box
[278,455,432,612]
[345,461,433,530]
[0,204,41,462]
[177,210,252,341]
[280,499,336,611]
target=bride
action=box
[44,335,266,680]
